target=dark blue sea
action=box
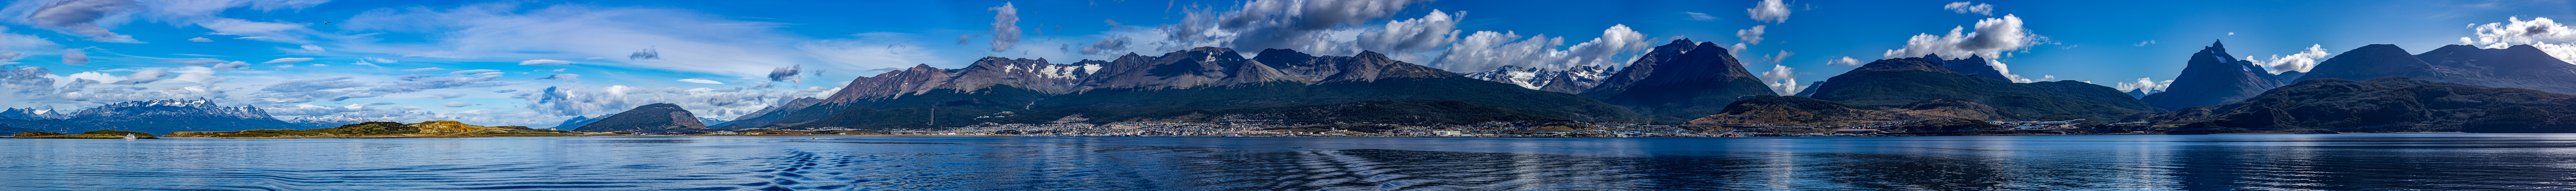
[4,134,2572,191]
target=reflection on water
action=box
[3,134,2574,190]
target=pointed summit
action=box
[2140,39,2290,111]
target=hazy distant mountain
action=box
[1807,57,2155,121]
[737,47,1634,131]
[2300,44,2576,94]
[1460,64,1612,94]
[714,97,820,130]
[59,99,302,134]
[2156,76,2576,133]
[551,114,608,130]
[1577,39,1778,123]
[2139,40,2301,111]
[0,107,69,120]
[574,103,721,134]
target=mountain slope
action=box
[58,99,302,134]
[1807,57,2156,121]
[1577,39,1777,123]
[574,103,721,134]
[2157,76,2576,133]
[2300,44,2576,94]
[2140,40,2298,111]
[1461,65,1611,94]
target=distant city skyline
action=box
[0,0,2567,126]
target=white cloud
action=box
[2463,17,2576,64]
[2134,40,2156,46]
[446,69,500,74]
[1747,0,1790,23]
[1760,64,1805,95]
[0,27,61,53]
[1356,10,1461,54]
[676,78,723,84]
[1825,56,1865,66]
[987,2,1020,52]
[1081,36,1132,54]
[1736,25,1766,45]
[1881,14,2043,59]
[2247,44,2330,74]
[211,61,248,71]
[1684,12,1717,21]
[187,37,210,42]
[110,69,165,84]
[1434,25,1651,72]
[156,59,227,65]
[442,102,476,107]
[401,67,445,72]
[60,48,87,65]
[23,0,142,43]
[261,57,314,64]
[520,84,820,123]
[517,59,575,66]
[1943,2,1994,16]
[1987,60,2042,83]
[1760,50,1794,63]
[2114,77,2174,94]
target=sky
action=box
[0,0,2569,128]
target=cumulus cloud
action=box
[1881,15,2043,59]
[401,67,445,72]
[1987,60,2042,83]
[1747,0,1790,23]
[261,57,313,64]
[2462,17,2576,64]
[447,69,500,74]
[2134,40,2156,46]
[60,48,87,65]
[210,61,248,71]
[520,84,825,123]
[2247,44,2330,74]
[2113,77,2174,94]
[1825,56,1864,66]
[1760,64,1805,95]
[442,102,476,107]
[987,2,1020,52]
[1356,10,1461,54]
[1736,25,1766,45]
[1760,50,1794,63]
[25,0,142,43]
[537,74,579,81]
[187,37,211,42]
[517,59,574,66]
[1434,25,1652,72]
[676,78,723,84]
[1684,12,1717,21]
[1944,2,1994,16]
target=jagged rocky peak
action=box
[826,64,959,103]
[1463,64,1615,93]
[1247,48,1456,83]
[948,57,1100,95]
[1576,39,1779,122]
[1920,53,2007,81]
[73,99,275,120]
[2140,40,2296,111]
[1850,57,1965,74]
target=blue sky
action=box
[0,0,2568,127]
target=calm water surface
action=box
[4,134,2574,191]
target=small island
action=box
[6,130,160,139]
[160,121,611,138]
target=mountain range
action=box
[2296,44,2576,94]
[0,99,302,134]
[2153,76,2576,133]
[1805,56,2156,121]
[1574,39,1779,123]
[694,47,1635,131]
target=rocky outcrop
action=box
[2300,44,2576,94]
[2140,40,2301,111]
[575,103,722,134]
[2156,76,2576,133]
[1578,39,1778,122]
